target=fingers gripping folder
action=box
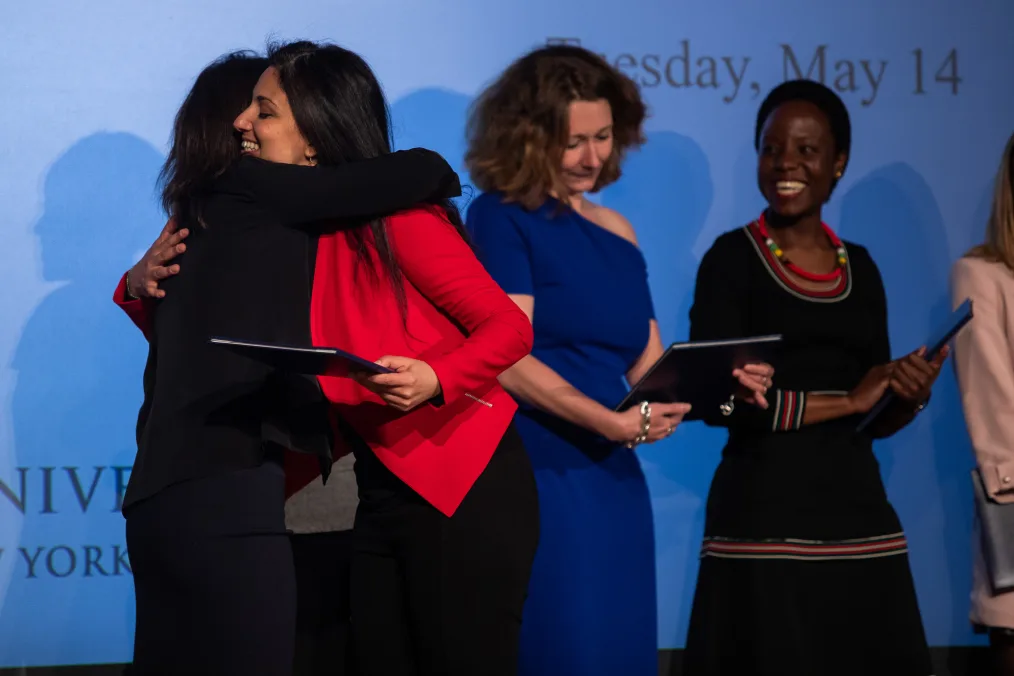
[615,335,782,421]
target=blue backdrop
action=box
[1,0,1012,667]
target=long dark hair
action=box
[159,50,268,224]
[267,40,468,315]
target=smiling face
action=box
[559,99,614,195]
[233,66,315,165]
[757,100,846,219]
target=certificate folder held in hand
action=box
[855,298,973,433]
[209,337,393,377]
[615,334,782,421]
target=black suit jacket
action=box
[123,151,460,510]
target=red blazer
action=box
[114,205,533,517]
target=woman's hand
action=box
[353,356,442,412]
[599,401,692,446]
[847,363,896,414]
[889,346,948,404]
[126,219,189,299]
[733,362,775,409]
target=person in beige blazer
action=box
[952,130,1014,674]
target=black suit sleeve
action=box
[218,149,461,228]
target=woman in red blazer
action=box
[120,41,538,676]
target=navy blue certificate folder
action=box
[615,334,782,422]
[855,298,973,433]
[209,337,393,377]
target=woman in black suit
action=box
[120,49,458,675]
[118,51,364,676]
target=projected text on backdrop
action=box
[549,37,961,105]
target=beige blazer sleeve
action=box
[952,257,1014,503]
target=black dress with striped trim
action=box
[681,224,933,676]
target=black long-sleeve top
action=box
[688,224,901,540]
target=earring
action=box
[835,171,842,179]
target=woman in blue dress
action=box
[464,44,774,675]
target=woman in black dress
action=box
[682,80,947,675]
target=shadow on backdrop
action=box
[600,130,721,647]
[728,141,766,230]
[390,87,475,212]
[838,162,978,648]
[2,132,164,666]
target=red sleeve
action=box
[387,207,534,405]
[113,272,154,341]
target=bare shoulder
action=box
[583,203,639,246]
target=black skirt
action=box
[682,546,933,675]
[682,448,933,676]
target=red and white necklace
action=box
[757,212,847,283]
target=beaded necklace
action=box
[757,211,847,283]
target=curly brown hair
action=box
[465,44,647,210]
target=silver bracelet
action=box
[625,401,651,448]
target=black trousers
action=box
[350,424,539,676]
[292,530,356,676]
[125,458,295,676]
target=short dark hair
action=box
[159,50,267,224]
[465,44,647,210]
[755,79,852,174]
